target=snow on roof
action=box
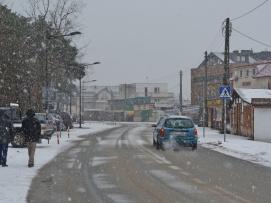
[234,88,271,103]
[254,64,271,78]
[257,63,268,71]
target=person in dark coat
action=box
[21,109,41,167]
[0,112,14,167]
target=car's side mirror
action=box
[151,124,157,127]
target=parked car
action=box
[49,113,67,131]
[34,113,55,140]
[0,104,24,147]
[151,115,198,150]
[60,112,73,129]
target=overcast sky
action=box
[10,0,271,99]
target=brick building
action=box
[191,50,271,130]
[230,88,271,142]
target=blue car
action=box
[151,115,198,150]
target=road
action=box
[27,123,271,203]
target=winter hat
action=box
[26,109,35,117]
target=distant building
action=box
[191,50,271,130]
[74,83,177,122]
[116,83,176,122]
[231,61,271,89]
[119,83,175,103]
[79,85,119,120]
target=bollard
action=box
[68,126,70,139]
[60,124,62,138]
[57,131,60,144]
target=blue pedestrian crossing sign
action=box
[219,86,231,99]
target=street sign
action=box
[219,86,231,99]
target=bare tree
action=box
[26,0,85,34]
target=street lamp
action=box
[45,31,81,115]
[79,62,100,128]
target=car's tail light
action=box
[159,128,165,136]
[42,126,46,130]
[194,128,198,138]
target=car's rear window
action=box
[53,114,61,119]
[0,108,21,121]
[35,114,46,123]
[164,118,194,128]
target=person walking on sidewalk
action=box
[0,112,14,167]
[22,109,41,168]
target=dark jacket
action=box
[22,109,41,142]
[0,114,14,144]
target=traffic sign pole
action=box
[219,86,231,141]
[224,99,226,142]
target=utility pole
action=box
[222,17,231,135]
[204,51,208,127]
[202,51,208,138]
[124,83,127,121]
[179,70,183,115]
[79,78,82,128]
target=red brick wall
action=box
[241,106,253,138]
[191,63,244,106]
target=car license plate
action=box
[174,132,185,136]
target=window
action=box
[240,70,242,77]
[154,87,160,93]
[145,87,148,96]
[252,69,256,75]
[246,70,249,77]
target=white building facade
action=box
[119,83,175,104]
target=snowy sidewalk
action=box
[0,122,117,203]
[197,126,271,168]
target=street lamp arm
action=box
[47,31,82,40]
[83,80,97,84]
[81,62,101,66]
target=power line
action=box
[206,28,222,51]
[167,84,179,91]
[208,36,224,53]
[166,27,225,94]
[231,0,269,21]
[151,25,228,93]
[189,26,225,69]
[232,27,271,48]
